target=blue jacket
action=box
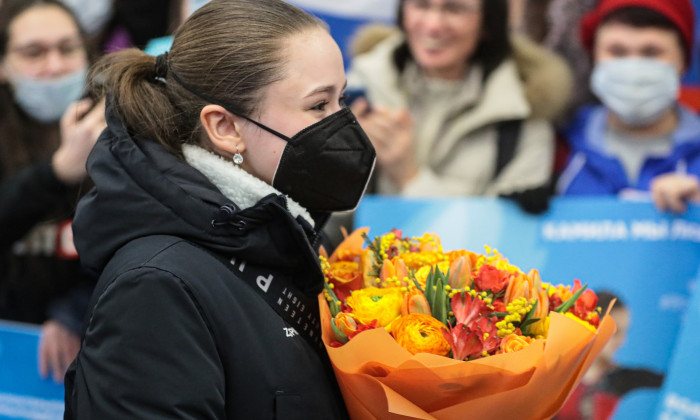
[557,105,700,195]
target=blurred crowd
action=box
[0,0,697,417]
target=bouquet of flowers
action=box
[319,228,616,420]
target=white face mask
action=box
[61,0,113,34]
[6,67,88,123]
[591,57,679,127]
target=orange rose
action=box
[499,334,534,354]
[391,313,451,356]
[334,312,358,336]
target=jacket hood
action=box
[73,104,325,295]
[348,25,573,120]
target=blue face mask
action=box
[8,67,88,123]
[591,57,679,126]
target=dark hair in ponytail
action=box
[89,0,324,156]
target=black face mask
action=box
[244,108,376,212]
[166,69,375,212]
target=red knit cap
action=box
[581,0,695,64]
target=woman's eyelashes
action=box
[310,93,348,111]
[310,100,329,111]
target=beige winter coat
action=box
[347,32,571,197]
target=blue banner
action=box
[356,196,700,420]
[656,282,700,420]
[0,322,63,419]
[3,196,699,419]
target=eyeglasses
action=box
[7,39,85,65]
[403,0,481,16]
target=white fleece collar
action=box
[182,144,314,226]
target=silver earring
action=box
[233,146,244,165]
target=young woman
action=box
[64,0,374,417]
[557,0,700,213]
[0,0,104,382]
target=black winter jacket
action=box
[64,106,348,419]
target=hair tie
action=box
[154,52,169,78]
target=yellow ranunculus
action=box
[400,252,447,271]
[346,287,404,327]
[391,313,451,356]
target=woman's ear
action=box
[199,104,247,155]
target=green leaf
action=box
[425,267,435,307]
[412,278,425,293]
[434,276,447,325]
[519,300,538,336]
[522,300,538,323]
[324,282,342,317]
[520,317,541,333]
[330,318,349,344]
[555,283,588,313]
[361,232,371,247]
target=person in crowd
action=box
[0,0,105,383]
[64,0,373,417]
[557,0,700,214]
[555,291,664,420]
[346,0,570,207]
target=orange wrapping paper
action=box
[320,295,616,420]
